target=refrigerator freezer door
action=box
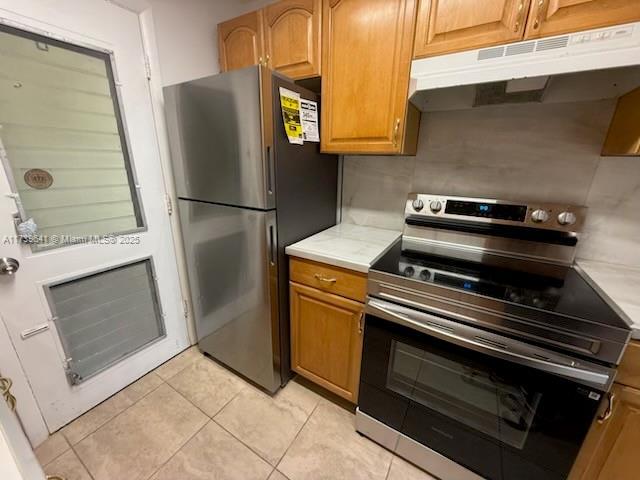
[165,66,274,209]
[178,199,281,392]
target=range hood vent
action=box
[411,22,640,95]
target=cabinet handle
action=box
[265,54,271,67]
[358,311,364,334]
[533,0,545,30]
[314,273,337,284]
[393,118,401,148]
[514,1,525,32]
[597,392,615,424]
[258,56,264,66]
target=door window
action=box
[0,25,143,250]
[47,259,165,385]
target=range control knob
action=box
[403,266,415,278]
[429,200,443,213]
[531,209,549,223]
[412,199,424,212]
[557,211,577,226]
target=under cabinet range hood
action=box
[410,22,640,98]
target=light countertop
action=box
[577,260,640,340]
[285,223,401,273]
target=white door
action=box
[0,0,189,432]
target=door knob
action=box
[0,257,19,275]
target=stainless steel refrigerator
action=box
[163,66,338,393]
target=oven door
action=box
[360,298,613,480]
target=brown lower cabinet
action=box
[290,281,364,403]
[289,256,366,403]
[570,341,640,480]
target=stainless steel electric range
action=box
[356,194,632,480]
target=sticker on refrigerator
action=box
[300,99,319,142]
[279,87,303,145]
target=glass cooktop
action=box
[371,241,629,330]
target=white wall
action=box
[146,0,272,86]
[341,99,640,269]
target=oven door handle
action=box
[366,298,615,391]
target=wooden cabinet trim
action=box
[414,0,533,58]
[217,10,265,72]
[569,383,640,480]
[616,340,640,389]
[264,0,321,79]
[524,0,640,40]
[289,256,367,302]
[321,0,419,154]
[290,281,364,402]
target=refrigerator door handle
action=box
[266,145,275,196]
[268,224,276,266]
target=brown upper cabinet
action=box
[218,10,265,72]
[414,0,532,58]
[524,0,640,39]
[321,0,420,154]
[264,0,322,79]
[218,0,321,80]
[414,0,640,58]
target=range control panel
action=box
[406,193,586,233]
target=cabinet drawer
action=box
[289,257,367,302]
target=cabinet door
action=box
[290,281,364,402]
[524,0,640,39]
[569,384,640,480]
[264,0,321,79]
[414,0,532,58]
[321,0,418,154]
[218,10,265,72]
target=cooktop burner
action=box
[371,241,629,330]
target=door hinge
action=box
[143,52,152,80]
[165,194,173,215]
[182,299,189,319]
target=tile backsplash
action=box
[341,99,640,268]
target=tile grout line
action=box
[42,373,167,470]
[61,373,167,448]
[211,415,277,468]
[68,441,97,480]
[164,370,290,469]
[158,353,201,384]
[158,380,275,477]
[383,454,394,480]
[163,376,247,422]
[142,418,210,480]
[39,437,73,473]
[41,350,198,477]
[273,399,322,474]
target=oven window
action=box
[387,340,541,450]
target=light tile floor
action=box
[36,347,436,480]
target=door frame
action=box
[0,1,195,446]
